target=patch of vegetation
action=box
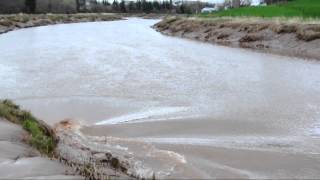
[22,119,55,154]
[0,99,55,155]
[200,0,320,18]
[0,99,31,124]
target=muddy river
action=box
[1,18,320,178]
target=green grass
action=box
[0,100,55,155]
[200,0,320,18]
[22,119,55,154]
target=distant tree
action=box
[161,1,166,10]
[25,0,36,13]
[120,0,126,12]
[128,1,135,11]
[136,0,142,11]
[179,4,184,13]
[141,1,153,13]
[147,1,153,12]
[91,0,98,5]
[76,0,80,11]
[164,1,170,10]
[142,0,147,11]
[153,1,161,11]
[112,0,119,11]
[48,0,52,12]
[178,3,192,14]
[102,0,110,6]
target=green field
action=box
[200,0,320,18]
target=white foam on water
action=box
[204,160,263,179]
[114,144,128,151]
[313,127,320,135]
[309,121,320,136]
[66,131,188,179]
[95,106,189,125]
[164,150,187,164]
[309,127,320,141]
[0,160,13,165]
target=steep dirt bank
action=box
[54,120,138,179]
[153,17,320,60]
[0,13,122,34]
[0,100,133,180]
[0,118,82,179]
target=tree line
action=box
[0,0,193,14]
[25,0,36,13]
[86,0,174,13]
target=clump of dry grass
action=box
[239,34,263,42]
[297,28,320,41]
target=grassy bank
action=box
[0,100,55,155]
[0,100,133,179]
[200,0,320,18]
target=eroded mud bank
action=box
[0,118,82,179]
[54,120,137,179]
[153,17,320,60]
[0,13,122,35]
[0,100,133,180]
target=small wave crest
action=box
[95,106,189,125]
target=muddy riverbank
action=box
[0,100,133,179]
[153,17,320,60]
[0,119,83,179]
[0,101,82,179]
[0,13,122,35]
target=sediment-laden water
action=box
[1,18,320,178]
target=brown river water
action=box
[1,18,320,178]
